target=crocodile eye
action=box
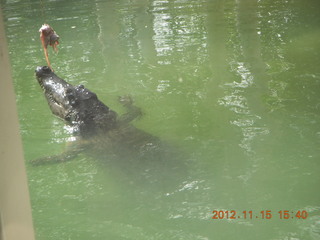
[76,85,85,90]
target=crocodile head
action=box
[35,66,117,137]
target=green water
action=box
[2,0,320,239]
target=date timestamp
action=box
[212,210,308,220]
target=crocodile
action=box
[34,66,186,186]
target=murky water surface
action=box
[2,0,320,239]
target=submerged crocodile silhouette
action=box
[34,66,187,186]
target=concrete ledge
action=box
[0,7,35,240]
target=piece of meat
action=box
[39,24,59,70]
